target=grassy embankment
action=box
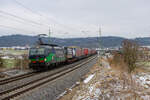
[0,50,28,70]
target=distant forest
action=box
[0,35,149,48]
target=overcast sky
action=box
[0,0,150,38]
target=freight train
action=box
[29,44,97,70]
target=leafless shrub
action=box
[15,59,21,69]
[112,51,123,65]
[122,40,139,73]
[109,40,142,92]
[15,54,29,69]
[121,40,142,93]
[0,56,3,67]
[22,54,29,69]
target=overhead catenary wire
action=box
[0,10,48,27]
[0,14,45,29]
[12,0,81,33]
[0,0,81,38]
[12,0,57,27]
[12,0,50,27]
[0,9,50,34]
[0,24,36,34]
[13,0,42,17]
[0,11,65,37]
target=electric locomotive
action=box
[29,44,66,70]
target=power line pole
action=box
[98,26,102,66]
[49,27,51,44]
[98,26,101,57]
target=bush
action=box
[122,40,139,73]
[0,56,3,67]
[113,51,122,65]
[15,54,29,69]
[22,54,29,69]
[15,59,21,69]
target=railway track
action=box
[0,55,97,100]
[0,72,36,85]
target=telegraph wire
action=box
[13,0,41,16]
[13,0,52,27]
[0,24,36,34]
[0,10,48,27]
[0,0,80,37]
[0,14,43,29]
[13,0,80,32]
[0,14,26,25]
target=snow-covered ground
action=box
[59,57,150,100]
[134,73,150,89]
[83,74,95,84]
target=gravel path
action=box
[16,57,97,100]
[0,57,92,93]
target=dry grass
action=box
[14,54,29,69]
[108,54,128,73]
[59,56,150,100]
[110,52,150,75]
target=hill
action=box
[0,35,149,48]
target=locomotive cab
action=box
[29,45,66,70]
[29,46,55,69]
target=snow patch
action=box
[134,73,150,88]
[89,86,94,93]
[56,83,77,100]
[84,74,95,84]
[56,91,67,100]
[1,56,14,59]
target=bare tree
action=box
[122,40,139,73]
[121,40,141,98]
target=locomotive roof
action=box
[40,44,58,46]
[67,46,80,48]
[31,44,63,49]
[53,46,63,49]
[31,45,52,49]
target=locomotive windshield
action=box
[29,48,45,55]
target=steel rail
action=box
[0,72,36,85]
[0,55,97,100]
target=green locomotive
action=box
[29,44,66,70]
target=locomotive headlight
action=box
[44,58,47,62]
[52,56,54,60]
